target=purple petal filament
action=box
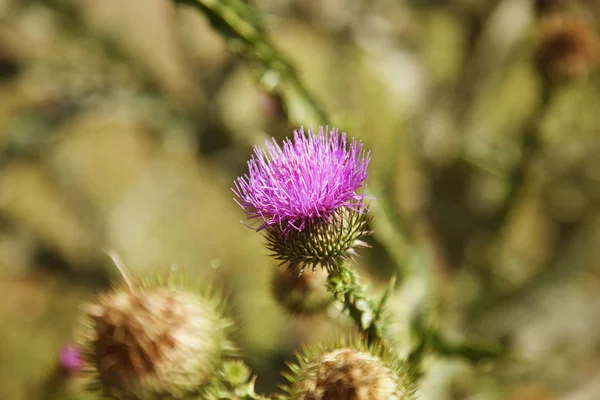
[234,126,370,234]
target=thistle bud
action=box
[282,339,415,400]
[271,264,333,315]
[202,361,271,400]
[79,282,232,399]
[536,15,600,81]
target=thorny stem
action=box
[408,314,504,373]
[175,0,328,126]
[326,263,504,365]
[326,264,389,347]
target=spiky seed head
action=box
[282,339,415,400]
[271,263,333,315]
[80,285,231,399]
[265,205,371,273]
[536,14,600,81]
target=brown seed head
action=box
[291,348,410,400]
[83,288,228,399]
[536,15,600,80]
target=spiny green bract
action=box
[200,360,271,400]
[266,206,371,273]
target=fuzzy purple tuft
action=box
[59,344,83,373]
[233,126,370,234]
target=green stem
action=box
[407,310,504,373]
[175,0,328,126]
[326,264,388,346]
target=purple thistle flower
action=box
[233,126,370,235]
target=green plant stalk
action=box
[175,0,328,126]
[407,307,504,374]
[327,263,389,346]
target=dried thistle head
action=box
[271,263,333,315]
[281,338,415,400]
[78,272,233,400]
[536,14,600,80]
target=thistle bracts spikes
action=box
[280,337,416,400]
[201,361,270,400]
[78,271,233,400]
[266,205,371,273]
[271,263,333,315]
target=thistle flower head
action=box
[78,275,233,400]
[234,126,370,235]
[281,338,415,400]
[234,126,372,271]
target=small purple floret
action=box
[59,344,83,373]
[233,126,370,234]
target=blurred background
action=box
[0,0,599,398]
